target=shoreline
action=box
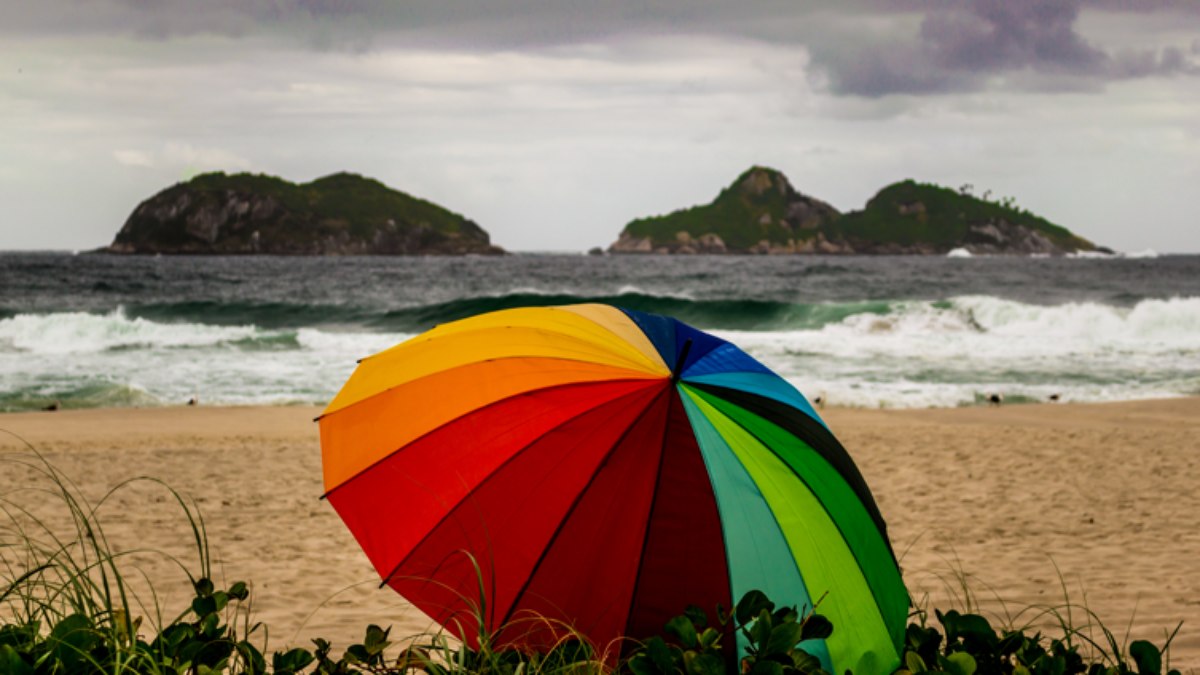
[4,392,1199,419]
[2,398,1198,667]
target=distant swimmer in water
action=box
[43,400,60,412]
[812,393,826,410]
[987,393,1003,407]
[1048,393,1061,402]
[187,397,199,406]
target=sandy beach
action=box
[1,399,1197,669]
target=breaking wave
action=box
[1,294,1196,411]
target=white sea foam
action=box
[2,297,1197,411]
[1068,248,1159,260]
[945,247,973,258]
[716,296,1200,408]
[0,309,256,354]
[295,328,413,356]
[0,311,410,410]
[614,285,697,300]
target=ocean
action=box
[1,251,1197,411]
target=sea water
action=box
[1,252,1197,411]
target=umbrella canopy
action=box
[319,304,907,675]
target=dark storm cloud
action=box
[921,1,1104,72]
[808,0,1199,96]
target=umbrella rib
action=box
[321,377,658,501]
[495,386,672,631]
[373,382,667,592]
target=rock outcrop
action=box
[609,168,1103,255]
[103,172,503,256]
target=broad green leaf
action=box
[685,605,709,629]
[628,655,659,675]
[906,651,928,673]
[699,627,722,650]
[647,636,676,675]
[272,647,315,674]
[364,624,391,656]
[940,611,996,647]
[237,640,266,674]
[749,659,785,675]
[0,645,32,675]
[687,652,725,675]
[750,611,774,651]
[1130,641,1161,675]
[906,623,942,653]
[737,591,774,626]
[228,581,249,600]
[940,651,977,675]
[765,622,804,656]
[192,595,218,617]
[200,612,221,638]
[346,644,370,663]
[667,615,699,649]
[773,606,799,625]
[48,614,98,671]
[800,615,833,642]
[792,648,825,674]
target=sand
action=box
[1,399,1197,669]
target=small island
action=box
[609,167,1106,255]
[102,172,503,255]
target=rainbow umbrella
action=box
[319,304,907,675]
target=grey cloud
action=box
[806,0,1200,96]
[4,0,1197,95]
[920,0,1105,72]
[1109,45,1199,77]
[810,39,972,97]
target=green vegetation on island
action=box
[826,180,1097,253]
[610,168,1104,255]
[105,172,502,255]
[618,167,840,253]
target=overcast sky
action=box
[2,0,1198,253]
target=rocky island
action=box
[103,172,503,255]
[610,167,1105,255]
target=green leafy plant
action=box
[897,607,1181,675]
[627,590,833,675]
